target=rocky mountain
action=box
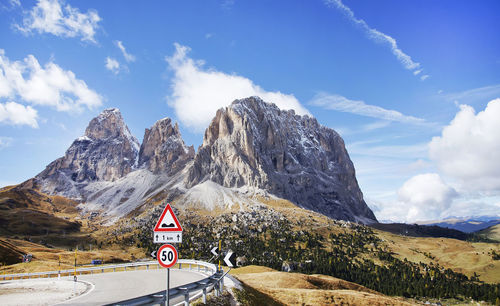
[187,97,377,223]
[26,108,140,199]
[22,97,377,224]
[139,118,194,175]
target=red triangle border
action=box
[153,203,183,232]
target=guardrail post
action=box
[147,265,149,270]
[102,268,104,273]
[179,263,182,269]
[220,278,224,293]
[189,264,191,270]
[202,287,207,304]
[184,289,189,306]
[114,267,116,272]
[124,266,126,271]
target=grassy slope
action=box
[257,197,500,283]
[0,186,81,236]
[377,230,500,283]
[232,265,414,306]
[479,224,500,242]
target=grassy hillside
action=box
[479,224,500,243]
[232,265,414,305]
[1,186,499,304]
[0,186,81,236]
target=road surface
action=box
[59,268,207,305]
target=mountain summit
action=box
[29,108,140,199]
[23,98,376,224]
[187,97,376,223]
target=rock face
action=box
[23,97,377,224]
[33,108,140,198]
[186,97,377,223]
[138,118,194,175]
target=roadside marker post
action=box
[153,203,183,306]
[218,240,221,271]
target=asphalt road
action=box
[59,268,207,305]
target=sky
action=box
[1,0,500,223]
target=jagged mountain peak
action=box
[138,117,194,175]
[188,96,377,223]
[31,108,141,199]
[85,108,138,146]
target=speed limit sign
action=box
[157,244,178,268]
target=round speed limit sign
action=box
[157,244,178,268]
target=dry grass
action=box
[479,224,500,242]
[234,267,416,305]
[376,230,500,283]
[0,237,147,274]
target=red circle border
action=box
[157,244,178,268]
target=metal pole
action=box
[218,240,221,271]
[166,268,170,306]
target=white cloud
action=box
[165,43,310,131]
[377,173,458,223]
[429,99,500,192]
[16,0,101,43]
[325,0,426,78]
[310,92,426,125]
[115,41,135,62]
[205,33,214,39]
[105,57,120,74]
[0,101,38,128]
[0,136,13,149]
[420,74,429,81]
[0,49,102,112]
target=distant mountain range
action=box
[416,217,500,233]
[18,97,377,224]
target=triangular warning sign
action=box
[153,203,183,232]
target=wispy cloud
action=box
[443,84,500,104]
[310,92,426,125]
[15,0,101,43]
[325,0,427,79]
[348,141,428,159]
[0,136,13,149]
[105,57,120,74]
[115,40,135,62]
[1,0,20,10]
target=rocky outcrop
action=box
[32,108,140,198]
[186,97,377,223]
[138,118,194,175]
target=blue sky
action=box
[1,0,500,222]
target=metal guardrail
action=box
[0,259,215,281]
[1,259,224,305]
[109,264,226,306]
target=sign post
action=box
[153,203,183,306]
[157,244,178,306]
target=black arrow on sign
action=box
[224,250,236,267]
[151,250,157,259]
